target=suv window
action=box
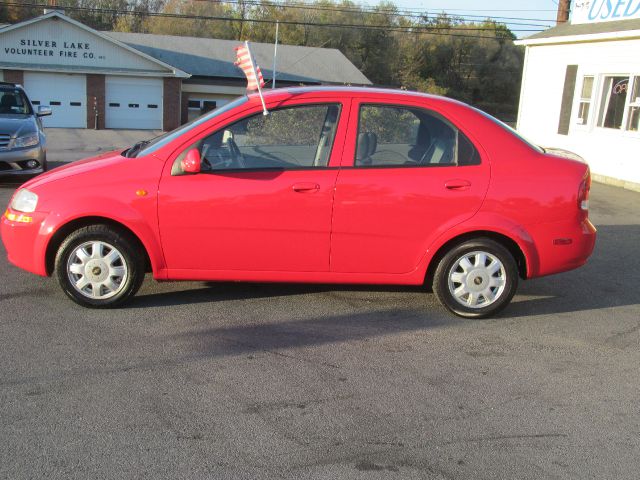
[192,104,341,172]
[355,104,480,167]
[0,87,32,115]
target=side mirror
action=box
[181,148,201,174]
[37,105,52,117]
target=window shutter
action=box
[558,65,578,135]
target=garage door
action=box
[105,76,163,130]
[23,72,87,128]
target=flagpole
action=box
[272,21,279,89]
[245,41,269,115]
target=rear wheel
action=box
[55,225,145,308]
[433,238,518,318]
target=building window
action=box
[577,76,594,125]
[627,77,640,132]
[598,76,629,129]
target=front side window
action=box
[626,77,640,132]
[0,88,32,115]
[598,76,629,129]
[577,76,594,125]
[193,104,341,171]
[355,104,479,167]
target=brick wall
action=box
[2,70,23,84]
[163,77,181,131]
[181,91,190,125]
[86,74,105,130]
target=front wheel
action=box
[433,238,518,318]
[55,225,145,308]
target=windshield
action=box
[0,87,32,115]
[136,96,249,157]
[472,107,544,154]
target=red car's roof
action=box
[246,86,466,107]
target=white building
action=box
[516,1,640,192]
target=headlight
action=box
[10,133,40,149]
[10,189,39,213]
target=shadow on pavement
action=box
[507,224,640,317]
[128,224,639,319]
[128,283,427,309]
[170,308,454,360]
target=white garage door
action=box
[105,76,163,130]
[23,72,87,128]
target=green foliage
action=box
[360,106,418,144]
[2,0,526,119]
[239,105,328,146]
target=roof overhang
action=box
[516,29,640,46]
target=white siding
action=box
[517,39,640,186]
[1,17,170,74]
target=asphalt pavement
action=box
[0,163,639,479]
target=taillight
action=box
[578,168,591,212]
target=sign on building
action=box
[572,0,640,24]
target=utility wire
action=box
[0,2,548,37]
[192,0,556,26]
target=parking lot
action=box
[1,132,639,479]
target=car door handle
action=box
[445,179,471,191]
[292,182,320,192]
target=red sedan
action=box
[1,87,596,317]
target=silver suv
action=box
[0,82,50,175]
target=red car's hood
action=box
[22,149,129,190]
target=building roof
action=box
[106,32,372,85]
[517,18,640,45]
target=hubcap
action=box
[66,241,128,300]
[447,251,506,309]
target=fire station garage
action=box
[0,10,370,131]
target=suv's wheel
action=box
[55,225,145,308]
[433,238,518,318]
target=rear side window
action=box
[355,104,480,167]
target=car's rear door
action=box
[158,98,349,276]
[330,98,490,274]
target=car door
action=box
[158,99,348,275]
[330,99,491,274]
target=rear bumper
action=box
[0,145,45,175]
[1,209,49,276]
[527,217,596,278]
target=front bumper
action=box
[1,208,50,276]
[0,145,45,175]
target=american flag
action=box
[235,42,265,91]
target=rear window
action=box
[473,107,544,154]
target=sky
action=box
[362,0,561,37]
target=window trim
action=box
[575,74,595,128]
[595,73,638,135]
[352,102,481,169]
[172,102,343,175]
[626,76,640,133]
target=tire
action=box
[433,238,518,318]
[55,224,145,308]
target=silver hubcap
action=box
[447,251,506,309]
[66,241,128,299]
